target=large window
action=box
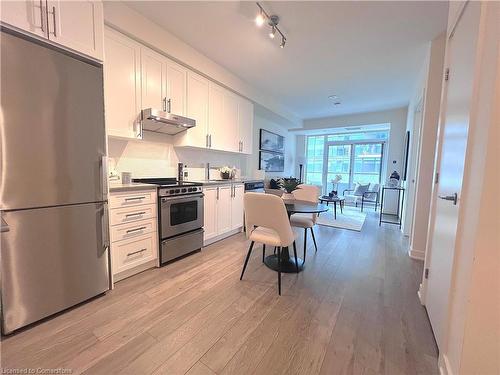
[305,136,324,186]
[305,130,387,193]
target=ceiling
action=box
[124,1,448,121]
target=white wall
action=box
[248,113,297,181]
[300,107,408,213]
[404,32,446,257]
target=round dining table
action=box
[263,199,329,273]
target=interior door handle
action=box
[438,193,458,205]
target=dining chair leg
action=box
[240,241,255,280]
[311,227,318,252]
[303,228,307,262]
[292,241,299,273]
[274,246,277,255]
[277,246,282,295]
[262,244,266,263]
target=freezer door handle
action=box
[101,155,108,200]
[102,203,110,251]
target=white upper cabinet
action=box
[103,28,142,139]
[175,71,209,148]
[222,90,240,153]
[238,98,254,154]
[166,61,187,116]
[1,0,47,38]
[208,83,225,150]
[46,1,104,61]
[208,84,239,152]
[141,47,167,111]
[1,0,104,61]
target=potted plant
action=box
[219,166,234,180]
[279,177,300,200]
[330,174,342,197]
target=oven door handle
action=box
[161,193,204,203]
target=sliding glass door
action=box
[325,144,351,193]
[352,143,384,184]
[322,141,384,194]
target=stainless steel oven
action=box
[160,192,204,238]
[132,178,204,265]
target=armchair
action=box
[343,183,380,212]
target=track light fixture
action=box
[255,2,287,48]
[269,26,276,39]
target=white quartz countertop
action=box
[109,182,158,192]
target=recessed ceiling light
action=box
[328,95,338,100]
[333,102,341,106]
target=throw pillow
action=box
[353,183,370,196]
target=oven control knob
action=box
[175,189,180,193]
[187,187,193,192]
[169,189,174,194]
[181,188,187,193]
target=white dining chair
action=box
[290,184,320,261]
[241,193,298,295]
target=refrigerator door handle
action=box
[101,155,108,200]
[102,203,110,252]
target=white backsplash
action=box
[108,131,248,180]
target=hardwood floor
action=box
[1,212,438,374]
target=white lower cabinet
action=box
[231,184,245,229]
[203,183,244,245]
[109,188,158,283]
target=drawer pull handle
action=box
[125,196,146,201]
[125,211,146,218]
[126,226,146,234]
[127,248,147,257]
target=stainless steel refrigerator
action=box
[0,30,110,334]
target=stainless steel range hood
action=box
[141,108,196,135]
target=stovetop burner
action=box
[132,178,203,197]
[132,177,202,187]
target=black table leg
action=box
[264,245,305,273]
[333,201,337,220]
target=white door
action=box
[238,98,254,154]
[166,60,186,116]
[425,1,481,350]
[231,184,244,230]
[203,188,218,241]
[216,186,232,234]
[1,0,47,38]
[141,47,167,111]
[103,28,142,139]
[184,71,209,148]
[46,0,104,60]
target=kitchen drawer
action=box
[110,204,156,226]
[109,189,156,209]
[111,233,157,275]
[110,218,157,243]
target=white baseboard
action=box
[203,227,243,247]
[417,282,426,305]
[408,247,425,260]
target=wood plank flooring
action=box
[0,212,438,374]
